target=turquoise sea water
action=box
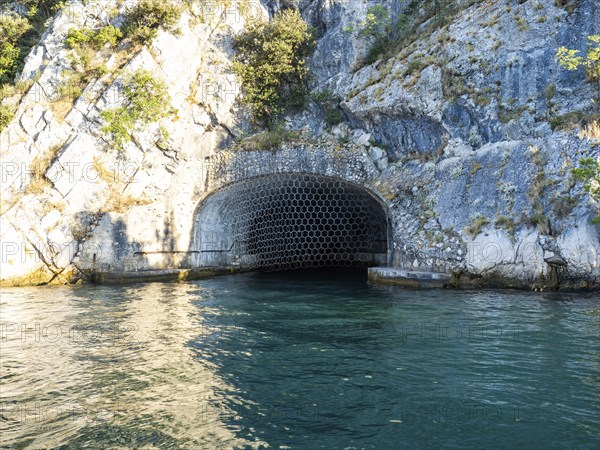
[1,269,599,449]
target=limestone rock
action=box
[1,0,599,289]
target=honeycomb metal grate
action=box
[206,174,388,272]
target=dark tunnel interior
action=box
[216,174,389,272]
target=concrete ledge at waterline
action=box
[368,267,451,288]
[88,268,241,285]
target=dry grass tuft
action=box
[578,120,600,142]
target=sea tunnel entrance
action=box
[192,174,389,272]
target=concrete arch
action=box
[190,172,393,271]
[203,145,380,195]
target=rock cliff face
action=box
[1,0,599,289]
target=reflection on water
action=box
[1,283,254,449]
[1,269,599,449]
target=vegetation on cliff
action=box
[59,25,123,102]
[65,25,123,51]
[557,35,600,85]
[122,0,182,44]
[0,0,183,131]
[348,0,487,66]
[0,14,31,84]
[554,35,600,224]
[572,158,600,224]
[232,9,316,127]
[0,0,63,86]
[101,69,172,150]
[0,1,65,131]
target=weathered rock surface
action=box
[1,0,598,290]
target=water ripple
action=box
[1,271,598,449]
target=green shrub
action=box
[515,16,528,32]
[474,93,491,107]
[0,104,15,131]
[57,71,85,101]
[358,5,392,39]
[0,15,32,84]
[552,195,578,219]
[311,89,338,104]
[66,26,122,51]
[17,0,65,20]
[101,69,171,150]
[495,215,516,242]
[237,124,301,151]
[57,66,109,101]
[550,111,600,131]
[363,38,390,66]
[498,104,529,124]
[355,6,396,65]
[0,15,31,45]
[312,90,344,127]
[65,28,91,49]
[572,157,600,209]
[124,70,170,121]
[545,83,556,101]
[123,0,182,44]
[60,25,120,104]
[156,126,171,150]
[0,42,21,83]
[68,46,107,76]
[555,0,581,14]
[93,25,122,48]
[232,9,316,127]
[325,108,343,127]
[405,59,425,76]
[557,35,600,85]
[1,1,64,86]
[464,215,489,238]
[350,0,483,67]
[522,212,551,234]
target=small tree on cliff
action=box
[557,37,600,224]
[122,0,182,44]
[557,35,600,87]
[0,15,31,85]
[101,69,171,150]
[232,9,316,127]
[572,157,600,224]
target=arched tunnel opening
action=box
[192,174,390,272]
